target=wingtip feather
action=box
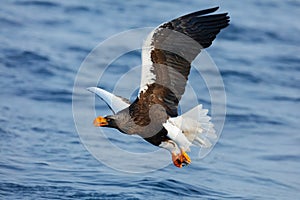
[86,86,97,93]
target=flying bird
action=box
[88,7,229,168]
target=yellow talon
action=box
[171,149,191,168]
[180,149,191,165]
[172,152,183,168]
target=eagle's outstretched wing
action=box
[138,7,229,117]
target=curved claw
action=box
[172,153,183,168]
[172,149,191,168]
[181,149,191,165]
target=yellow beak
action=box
[93,116,108,127]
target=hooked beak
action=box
[93,116,108,127]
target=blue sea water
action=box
[1,0,300,199]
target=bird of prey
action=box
[88,7,229,168]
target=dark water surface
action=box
[1,0,299,199]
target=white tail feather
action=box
[166,104,216,148]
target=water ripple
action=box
[14,1,61,8]
[226,113,284,125]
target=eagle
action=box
[87,7,229,168]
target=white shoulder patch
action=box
[139,29,158,95]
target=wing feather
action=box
[87,87,130,114]
[132,7,229,121]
